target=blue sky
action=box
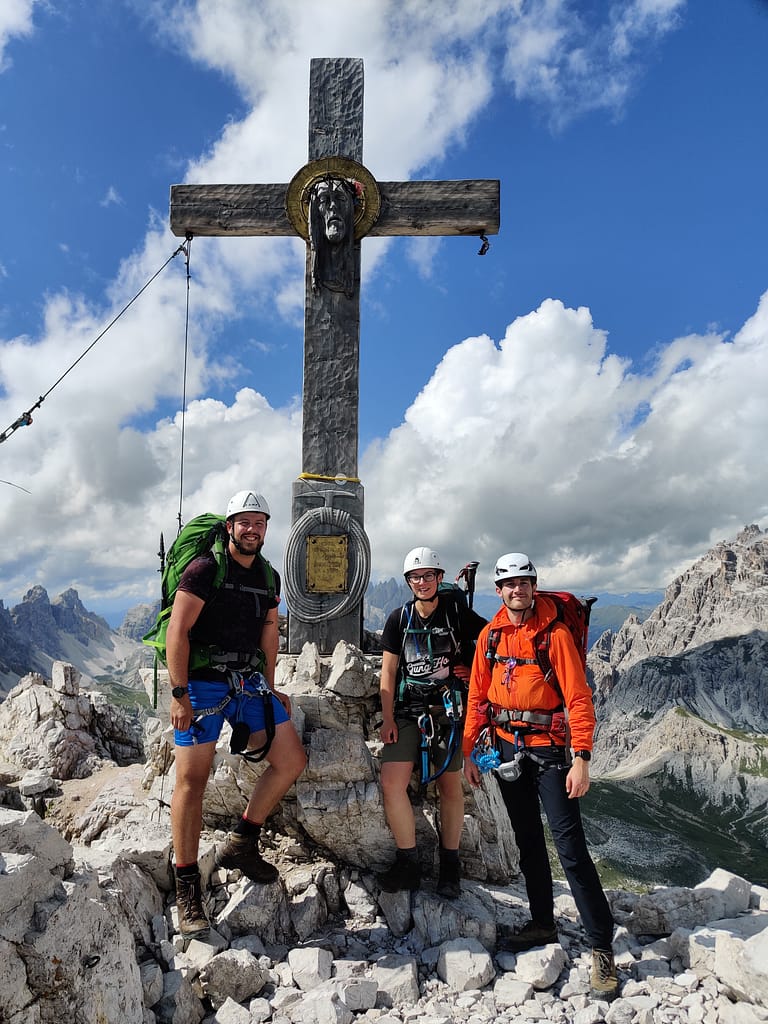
[1,0,767,619]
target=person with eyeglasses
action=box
[462,552,617,1001]
[377,546,486,897]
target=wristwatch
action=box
[171,685,189,700]
[574,750,592,761]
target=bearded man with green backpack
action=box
[152,490,306,938]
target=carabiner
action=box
[418,712,435,740]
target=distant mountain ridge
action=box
[586,524,768,883]
[0,577,663,694]
[0,585,149,696]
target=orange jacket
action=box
[462,594,596,755]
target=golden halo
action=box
[285,157,381,242]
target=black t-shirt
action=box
[381,590,485,684]
[178,551,280,657]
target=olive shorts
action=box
[381,713,464,773]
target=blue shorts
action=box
[174,675,289,747]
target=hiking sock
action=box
[234,817,263,839]
[175,862,200,880]
[378,846,422,892]
[437,847,461,898]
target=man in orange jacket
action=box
[463,552,618,1001]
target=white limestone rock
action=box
[325,641,378,698]
[626,869,752,935]
[18,768,56,796]
[493,974,534,1007]
[715,927,768,1008]
[217,877,293,944]
[436,936,495,991]
[288,946,334,990]
[140,960,164,1008]
[0,664,143,778]
[513,943,569,990]
[377,887,413,937]
[199,947,268,1009]
[372,954,420,1008]
[207,995,254,1023]
[342,877,379,923]
[327,976,378,1011]
[285,988,354,1024]
[0,937,35,1021]
[411,885,497,952]
[156,969,205,1023]
[290,881,329,940]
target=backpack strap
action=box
[533,623,565,702]
[259,554,276,602]
[485,627,502,664]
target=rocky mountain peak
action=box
[10,584,65,659]
[117,601,159,641]
[1,586,147,695]
[590,524,768,682]
[587,524,768,863]
[51,587,112,645]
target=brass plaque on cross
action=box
[306,534,349,593]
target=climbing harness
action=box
[190,670,276,764]
[394,598,467,785]
[414,684,464,784]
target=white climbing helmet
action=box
[494,552,537,582]
[226,490,271,520]
[403,546,443,576]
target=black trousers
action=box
[497,740,614,950]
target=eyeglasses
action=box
[407,571,437,583]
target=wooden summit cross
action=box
[170,57,499,654]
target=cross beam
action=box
[170,179,500,238]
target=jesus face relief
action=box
[311,179,354,244]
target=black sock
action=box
[395,846,418,863]
[176,862,199,880]
[440,848,460,863]
[234,817,262,839]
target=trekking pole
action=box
[152,532,166,711]
[456,560,479,610]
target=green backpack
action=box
[142,513,275,671]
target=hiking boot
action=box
[499,919,558,952]
[175,872,209,938]
[216,833,279,883]
[436,856,461,900]
[590,948,619,1001]
[377,853,422,893]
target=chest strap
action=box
[208,648,266,672]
